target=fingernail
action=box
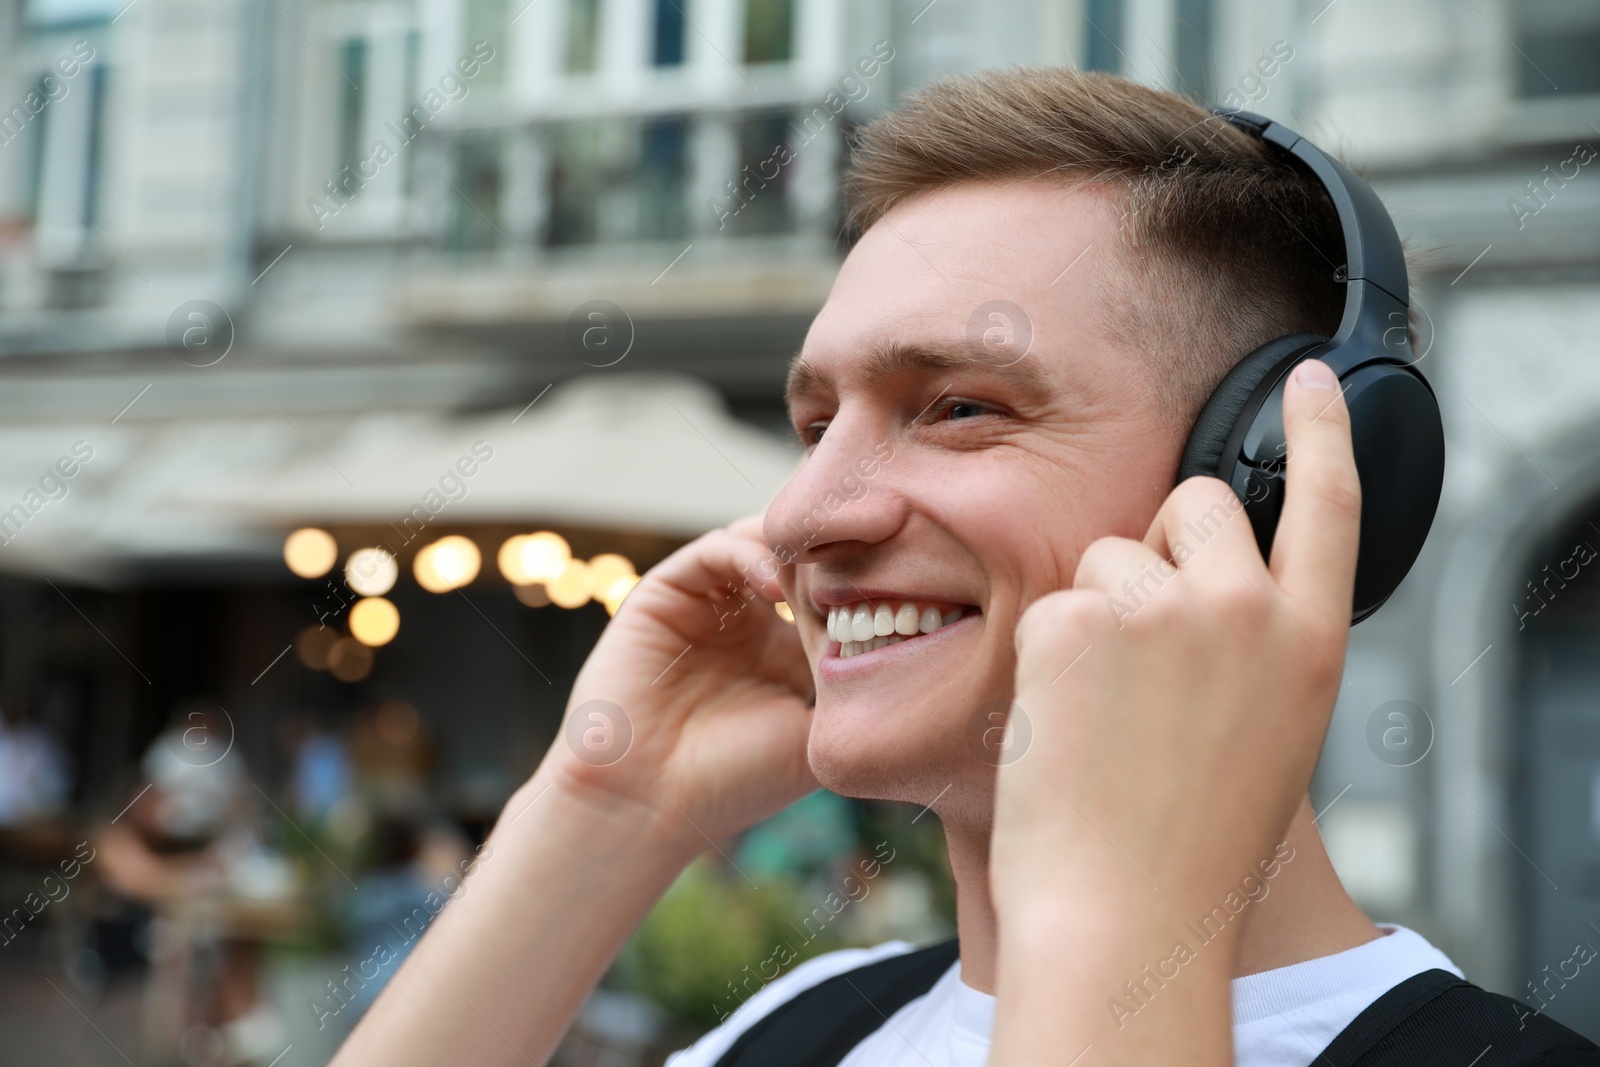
[1294,358,1337,391]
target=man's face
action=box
[765,180,1188,819]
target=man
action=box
[330,69,1600,1065]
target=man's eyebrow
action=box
[784,338,1058,411]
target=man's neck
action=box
[944,796,1384,995]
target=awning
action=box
[0,373,799,582]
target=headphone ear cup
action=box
[1178,333,1329,482]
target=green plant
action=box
[610,858,840,1031]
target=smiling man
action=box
[329,68,1600,1067]
[662,68,1432,1064]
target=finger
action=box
[1074,535,1166,599]
[1012,589,1111,693]
[1269,358,1360,620]
[728,513,766,542]
[724,516,788,603]
[1141,475,1268,584]
[648,526,785,606]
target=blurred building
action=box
[0,0,1597,1045]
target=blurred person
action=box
[288,717,354,824]
[330,815,473,1024]
[327,69,1600,1067]
[95,703,291,1066]
[0,696,72,828]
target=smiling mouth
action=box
[825,600,974,659]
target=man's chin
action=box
[805,715,972,809]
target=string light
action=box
[349,597,400,646]
[294,624,338,670]
[284,528,337,578]
[415,536,481,593]
[498,535,532,584]
[586,553,636,594]
[327,638,374,682]
[547,558,592,608]
[345,548,398,597]
[518,532,571,583]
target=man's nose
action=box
[764,419,904,565]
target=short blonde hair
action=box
[843,67,1359,429]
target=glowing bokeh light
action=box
[284,528,337,578]
[349,597,401,646]
[586,553,636,594]
[498,535,532,584]
[345,547,398,596]
[415,536,481,592]
[547,558,592,609]
[518,532,571,584]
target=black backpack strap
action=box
[1316,968,1600,1066]
[711,938,960,1067]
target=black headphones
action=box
[1177,108,1445,624]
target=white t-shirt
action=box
[665,924,1462,1067]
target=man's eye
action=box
[801,422,828,447]
[943,400,989,420]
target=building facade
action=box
[0,0,1597,1039]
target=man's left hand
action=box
[988,357,1361,1065]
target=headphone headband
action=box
[1206,107,1413,376]
[1179,107,1445,623]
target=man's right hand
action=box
[333,516,818,1067]
[540,514,820,855]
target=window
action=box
[743,0,792,65]
[565,0,601,73]
[639,117,688,238]
[402,30,420,195]
[21,73,50,220]
[465,0,508,89]
[1173,0,1212,102]
[338,39,367,179]
[448,134,502,252]
[545,118,689,245]
[653,0,685,66]
[24,0,117,27]
[1513,0,1600,98]
[728,112,791,234]
[1083,0,1122,74]
[547,119,630,245]
[82,63,105,227]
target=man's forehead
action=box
[787,183,1121,383]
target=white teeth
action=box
[851,605,874,642]
[824,598,973,655]
[874,603,895,636]
[837,634,909,658]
